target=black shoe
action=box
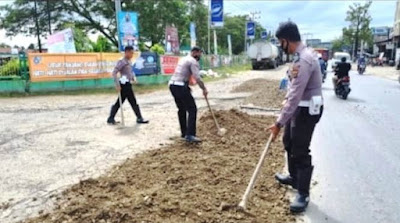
[290,193,310,213]
[107,119,119,125]
[275,173,297,189]
[185,135,202,143]
[137,118,149,124]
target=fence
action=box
[0,53,250,93]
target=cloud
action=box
[224,0,396,41]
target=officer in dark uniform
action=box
[268,21,323,213]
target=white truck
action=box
[247,41,280,70]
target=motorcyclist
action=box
[333,57,351,89]
[357,56,366,71]
[318,57,327,82]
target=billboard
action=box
[247,21,255,39]
[118,11,139,52]
[211,0,224,28]
[190,22,196,48]
[47,28,76,53]
[133,52,159,76]
[165,26,180,55]
[28,52,139,82]
[161,55,180,75]
[261,31,268,39]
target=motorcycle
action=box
[358,63,366,75]
[335,76,351,100]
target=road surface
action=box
[304,68,400,223]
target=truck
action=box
[247,41,280,70]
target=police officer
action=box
[107,46,149,125]
[268,22,323,213]
[169,46,208,143]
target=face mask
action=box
[193,55,201,61]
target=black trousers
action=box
[109,82,142,120]
[169,84,197,137]
[283,106,323,177]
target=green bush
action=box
[0,59,19,76]
[150,44,165,55]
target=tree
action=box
[344,1,373,57]
[91,36,115,52]
[0,43,11,48]
[28,44,35,50]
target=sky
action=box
[0,0,397,48]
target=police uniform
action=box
[276,43,323,211]
[107,58,146,124]
[169,55,202,138]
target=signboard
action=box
[133,52,158,76]
[190,22,196,48]
[247,21,255,39]
[227,34,232,56]
[47,28,76,53]
[261,31,268,39]
[118,11,139,52]
[211,0,224,28]
[165,26,180,55]
[371,27,390,36]
[161,55,180,75]
[28,52,139,82]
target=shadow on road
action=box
[304,202,342,223]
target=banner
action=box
[28,52,139,82]
[133,52,158,76]
[247,21,255,39]
[165,26,180,55]
[118,11,139,52]
[161,55,180,75]
[261,31,268,39]
[47,28,76,53]
[190,22,196,48]
[227,34,232,56]
[211,0,224,28]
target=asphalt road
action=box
[304,68,400,223]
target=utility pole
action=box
[33,0,42,53]
[207,0,211,54]
[46,0,51,34]
[115,0,122,51]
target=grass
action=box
[0,63,251,98]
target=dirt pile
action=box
[232,78,286,109]
[24,110,294,223]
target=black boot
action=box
[275,155,297,189]
[132,105,149,124]
[107,106,119,125]
[290,166,314,213]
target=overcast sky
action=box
[0,0,397,48]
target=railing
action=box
[0,53,29,80]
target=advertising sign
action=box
[190,22,196,48]
[247,21,255,39]
[28,52,139,82]
[47,28,76,53]
[165,26,180,55]
[211,0,224,28]
[261,31,268,39]
[118,11,139,52]
[133,52,158,76]
[161,55,180,75]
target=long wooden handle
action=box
[238,134,274,210]
[205,96,220,130]
[118,92,125,126]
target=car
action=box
[331,52,351,69]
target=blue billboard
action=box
[132,52,159,76]
[118,11,139,52]
[247,21,255,39]
[211,0,224,28]
[261,31,268,39]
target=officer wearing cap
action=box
[107,46,149,125]
[268,21,323,213]
[169,46,208,143]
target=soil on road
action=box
[0,68,288,223]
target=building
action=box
[306,39,321,48]
[393,0,400,63]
